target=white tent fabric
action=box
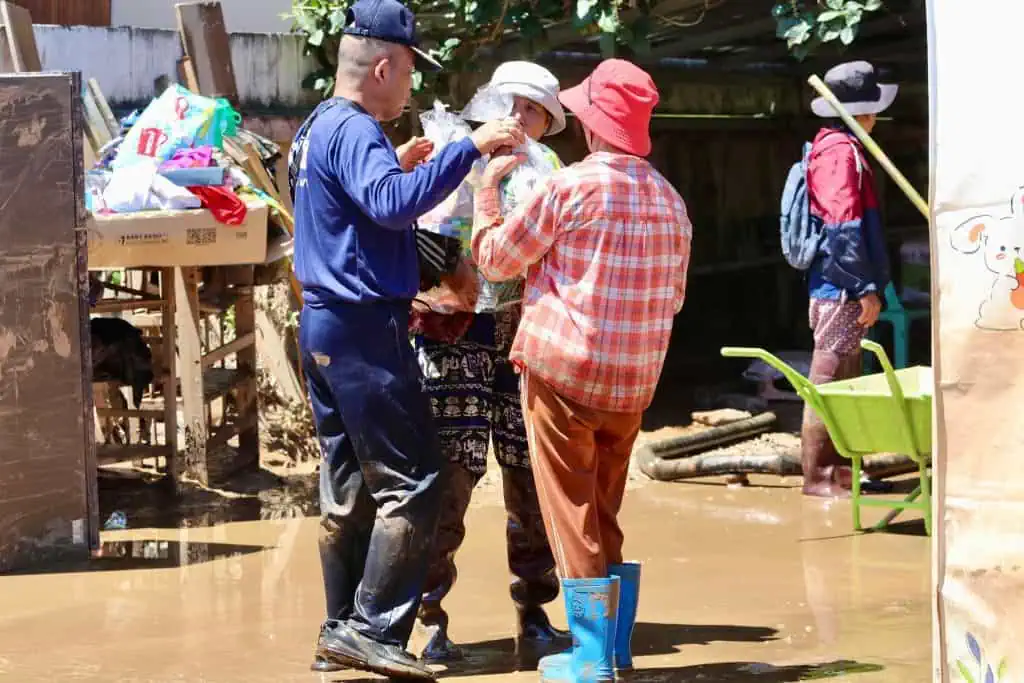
[930,1,1024,680]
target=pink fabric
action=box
[809,298,868,356]
[161,145,215,171]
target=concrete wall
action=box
[34,24,317,111]
[110,0,294,34]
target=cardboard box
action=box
[87,201,268,269]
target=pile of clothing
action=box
[84,84,283,228]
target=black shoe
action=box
[317,621,435,680]
[860,476,895,494]
[517,605,571,653]
[420,627,465,664]
[311,620,348,673]
[310,655,347,673]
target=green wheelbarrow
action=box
[720,340,932,535]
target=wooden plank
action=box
[648,17,778,60]
[0,72,93,571]
[275,140,295,217]
[201,331,255,368]
[86,78,120,138]
[174,266,208,486]
[97,444,173,467]
[95,407,165,420]
[90,299,166,314]
[207,411,258,456]
[175,1,239,104]
[10,0,110,26]
[176,55,200,93]
[0,1,41,72]
[233,283,259,478]
[160,268,181,491]
[81,87,112,158]
[255,307,304,405]
[227,137,302,301]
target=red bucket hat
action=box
[558,59,659,157]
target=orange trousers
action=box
[521,372,643,579]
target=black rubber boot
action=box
[516,604,571,656]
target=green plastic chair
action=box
[722,340,932,535]
[864,283,930,372]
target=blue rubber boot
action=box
[608,562,641,671]
[539,577,619,682]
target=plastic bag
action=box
[415,101,479,313]
[112,85,221,170]
[462,84,514,123]
[469,138,558,311]
[418,101,475,246]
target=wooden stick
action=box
[87,78,121,138]
[807,74,930,219]
[201,331,255,368]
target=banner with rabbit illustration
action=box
[930,1,1024,681]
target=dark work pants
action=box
[300,301,443,648]
[413,312,559,629]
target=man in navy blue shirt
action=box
[291,0,525,679]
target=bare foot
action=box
[802,482,852,499]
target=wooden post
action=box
[234,279,259,466]
[175,266,208,485]
[161,268,182,493]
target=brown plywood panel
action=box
[0,1,42,72]
[6,0,110,27]
[175,1,239,104]
[0,72,94,572]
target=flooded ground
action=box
[0,462,930,682]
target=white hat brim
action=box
[811,83,899,118]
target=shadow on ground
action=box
[331,659,883,682]
[620,660,885,681]
[437,622,780,678]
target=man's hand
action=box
[470,118,526,156]
[857,292,882,328]
[481,152,526,187]
[396,136,434,172]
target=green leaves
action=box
[290,0,655,100]
[771,0,884,59]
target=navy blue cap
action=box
[343,0,442,72]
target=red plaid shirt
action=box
[471,152,692,413]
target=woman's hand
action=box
[482,152,526,187]
[396,136,434,172]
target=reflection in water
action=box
[97,471,318,531]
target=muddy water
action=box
[0,474,930,682]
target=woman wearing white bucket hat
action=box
[410,61,570,663]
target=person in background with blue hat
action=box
[288,0,525,678]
